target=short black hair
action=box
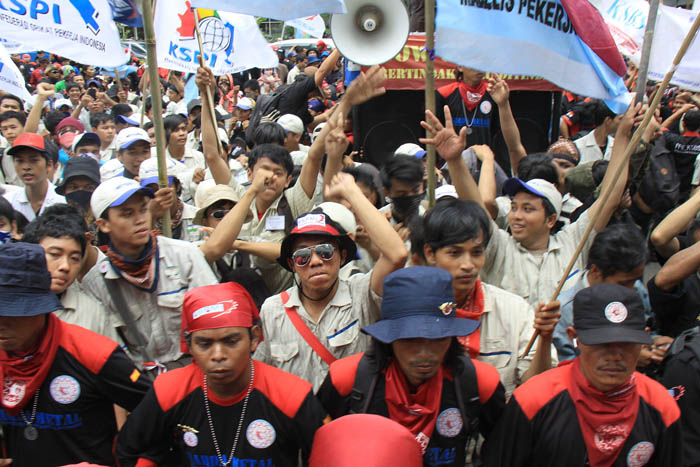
[408,215,426,262]
[424,199,491,251]
[166,83,181,95]
[143,121,154,131]
[0,111,27,126]
[65,82,81,93]
[343,166,382,209]
[163,114,187,143]
[518,152,559,185]
[90,112,113,129]
[381,155,423,190]
[144,95,165,114]
[587,224,647,277]
[248,143,293,176]
[43,110,67,135]
[243,80,260,93]
[111,103,132,120]
[23,204,88,255]
[252,122,286,147]
[684,110,700,132]
[0,196,15,223]
[0,94,24,112]
[592,99,617,126]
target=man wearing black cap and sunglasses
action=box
[484,283,682,466]
[254,173,407,390]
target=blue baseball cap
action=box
[116,114,140,127]
[362,267,479,343]
[0,243,63,317]
[91,176,154,218]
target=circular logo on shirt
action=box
[627,441,654,467]
[49,375,81,404]
[436,408,463,438]
[604,302,628,323]
[183,431,198,447]
[246,419,276,449]
[594,424,630,453]
[2,377,25,408]
[99,261,109,274]
[480,100,492,114]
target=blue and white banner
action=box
[0,43,31,101]
[189,0,346,21]
[155,1,278,74]
[435,0,632,112]
[107,0,142,27]
[0,0,129,67]
[285,15,326,38]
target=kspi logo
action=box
[170,1,235,67]
[0,0,100,35]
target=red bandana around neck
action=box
[384,360,443,454]
[456,278,485,358]
[0,314,61,414]
[458,81,489,111]
[568,357,639,467]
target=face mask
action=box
[66,190,93,210]
[0,231,11,244]
[58,132,77,150]
[391,193,423,223]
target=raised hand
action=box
[344,65,387,107]
[419,105,467,162]
[487,75,509,106]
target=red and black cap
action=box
[277,208,357,271]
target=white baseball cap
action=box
[277,114,304,134]
[138,157,184,187]
[317,202,357,235]
[91,176,155,219]
[435,184,458,201]
[115,127,150,151]
[235,97,255,111]
[54,98,73,109]
[100,158,125,181]
[504,178,563,217]
[395,143,426,159]
[311,122,326,143]
[71,132,101,153]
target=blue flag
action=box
[189,0,346,21]
[107,0,143,27]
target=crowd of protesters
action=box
[0,38,699,467]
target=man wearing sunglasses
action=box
[254,173,408,390]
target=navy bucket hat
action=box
[362,266,479,343]
[0,242,63,317]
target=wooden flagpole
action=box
[425,0,437,208]
[634,0,660,104]
[141,0,172,237]
[521,10,700,358]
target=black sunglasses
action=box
[209,209,230,219]
[292,243,335,267]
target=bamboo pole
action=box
[140,0,172,237]
[521,11,700,358]
[634,0,659,104]
[192,8,226,160]
[425,0,437,208]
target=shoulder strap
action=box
[453,356,481,438]
[348,354,380,414]
[103,276,154,365]
[281,291,337,366]
[276,195,296,234]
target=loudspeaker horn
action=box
[331,0,410,66]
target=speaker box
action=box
[353,89,562,173]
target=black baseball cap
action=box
[573,283,652,346]
[56,155,101,195]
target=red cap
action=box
[8,133,46,156]
[180,283,261,352]
[316,40,327,51]
[55,117,85,136]
[310,415,423,467]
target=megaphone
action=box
[331,0,410,66]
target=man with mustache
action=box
[317,266,505,466]
[483,283,682,466]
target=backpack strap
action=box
[276,195,296,234]
[349,353,381,414]
[453,355,481,439]
[281,291,337,366]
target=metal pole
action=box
[635,0,660,103]
[425,0,437,208]
[140,0,172,237]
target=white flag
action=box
[588,0,647,62]
[0,43,32,102]
[0,0,128,67]
[189,0,346,21]
[155,0,278,74]
[286,15,326,38]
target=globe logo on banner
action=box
[200,16,232,53]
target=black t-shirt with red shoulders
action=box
[0,321,152,467]
[316,352,505,467]
[482,361,683,467]
[662,129,700,198]
[436,82,500,150]
[116,360,327,467]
